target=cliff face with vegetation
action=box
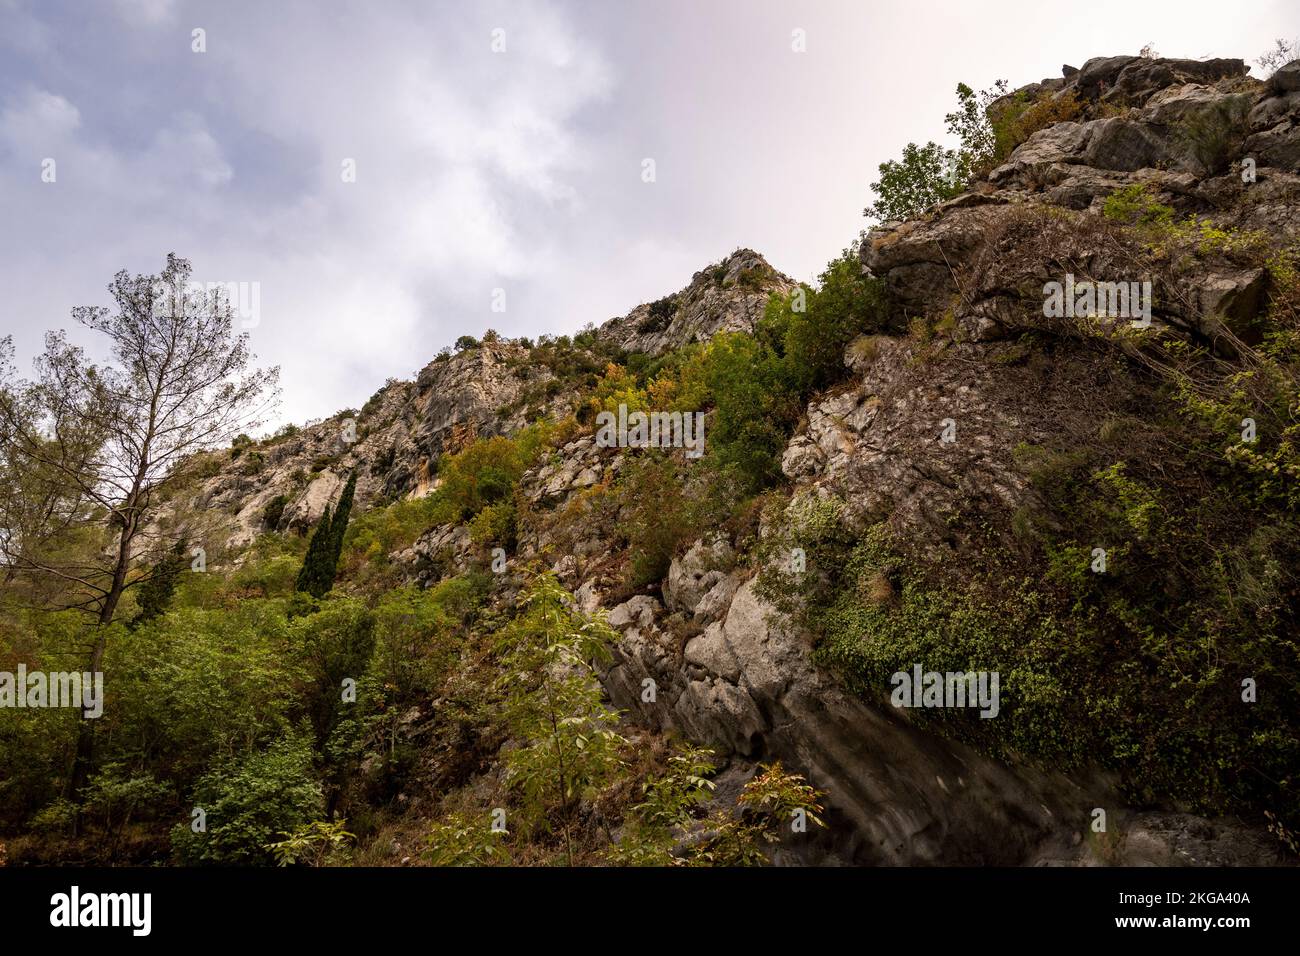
[5,53,1299,867]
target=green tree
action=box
[864,141,961,222]
[499,574,626,864]
[170,733,323,866]
[865,81,1009,221]
[132,538,189,627]
[326,472,357,571]
[294,474,357,600]
[0,254,278,806]
[295,505,334,598]
[292,597,377,752]
[778,250,886,395]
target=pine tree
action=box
[296,505,333,598]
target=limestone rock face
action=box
[867,58,1300,359]
[167,338,569,551]
[603,578,1093,864]
[596,248,797,356]
[663,536,735,615]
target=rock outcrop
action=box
[596,248,797,356]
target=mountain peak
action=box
[598,248,796,356]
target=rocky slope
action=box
[166,248,794,553]
[199,55,1299,865]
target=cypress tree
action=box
[132,537,189,627]
[327,472,357,572]
[296,504,333,598]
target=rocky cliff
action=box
[189,55,1300,865]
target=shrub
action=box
[170,733,324,866]
[432,422,551,523]
[988,89,1082,169]
[499,575,626,861]
[640,295,678,333]
[261,494,289,529]
[1102,182,1175,227]
[424,811,513,866]
[777,250,887,395]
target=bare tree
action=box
[0,253,279,801]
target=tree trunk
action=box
[64,516,133,818]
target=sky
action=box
[1,0,1296,427]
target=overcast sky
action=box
[1,0,1294,426]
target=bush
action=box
[431,422,552,523]
[261,494,289,529]
[778,250,886,394]
[170,733,323,865]
[640,295,678,333]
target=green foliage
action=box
[261,493,289,529]
[865,141,961,222]
[981,86,1082,173]
[943,81,1003,180]
[80,764,172,840]
[171,733,324,865]
[689,763,827,866]
[327,472,357,571]
[760,464,1300,822]
[108,602,300,783]
[607,745,717,866]
[617,456,729,589]
[868,80,1079,221]
[776,251,887,395]
[1102,182,1175,227]
[641,294,679,333]
[294,473,357,599]
[265,819,355,866]
[132,539,189,626]
[423,811,512,866]
[696,251,885,492]
[371,579,485,706]
[498,574,626,862]
[338,493,444,587]
[291,597,377,750]
[296,505,335,598]
[454,335,479,351]
[468,500,515,547]
[432,423,551,524]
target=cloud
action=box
[0,0,1291,427]
[112,0,176,25]
[0,87,81,151]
